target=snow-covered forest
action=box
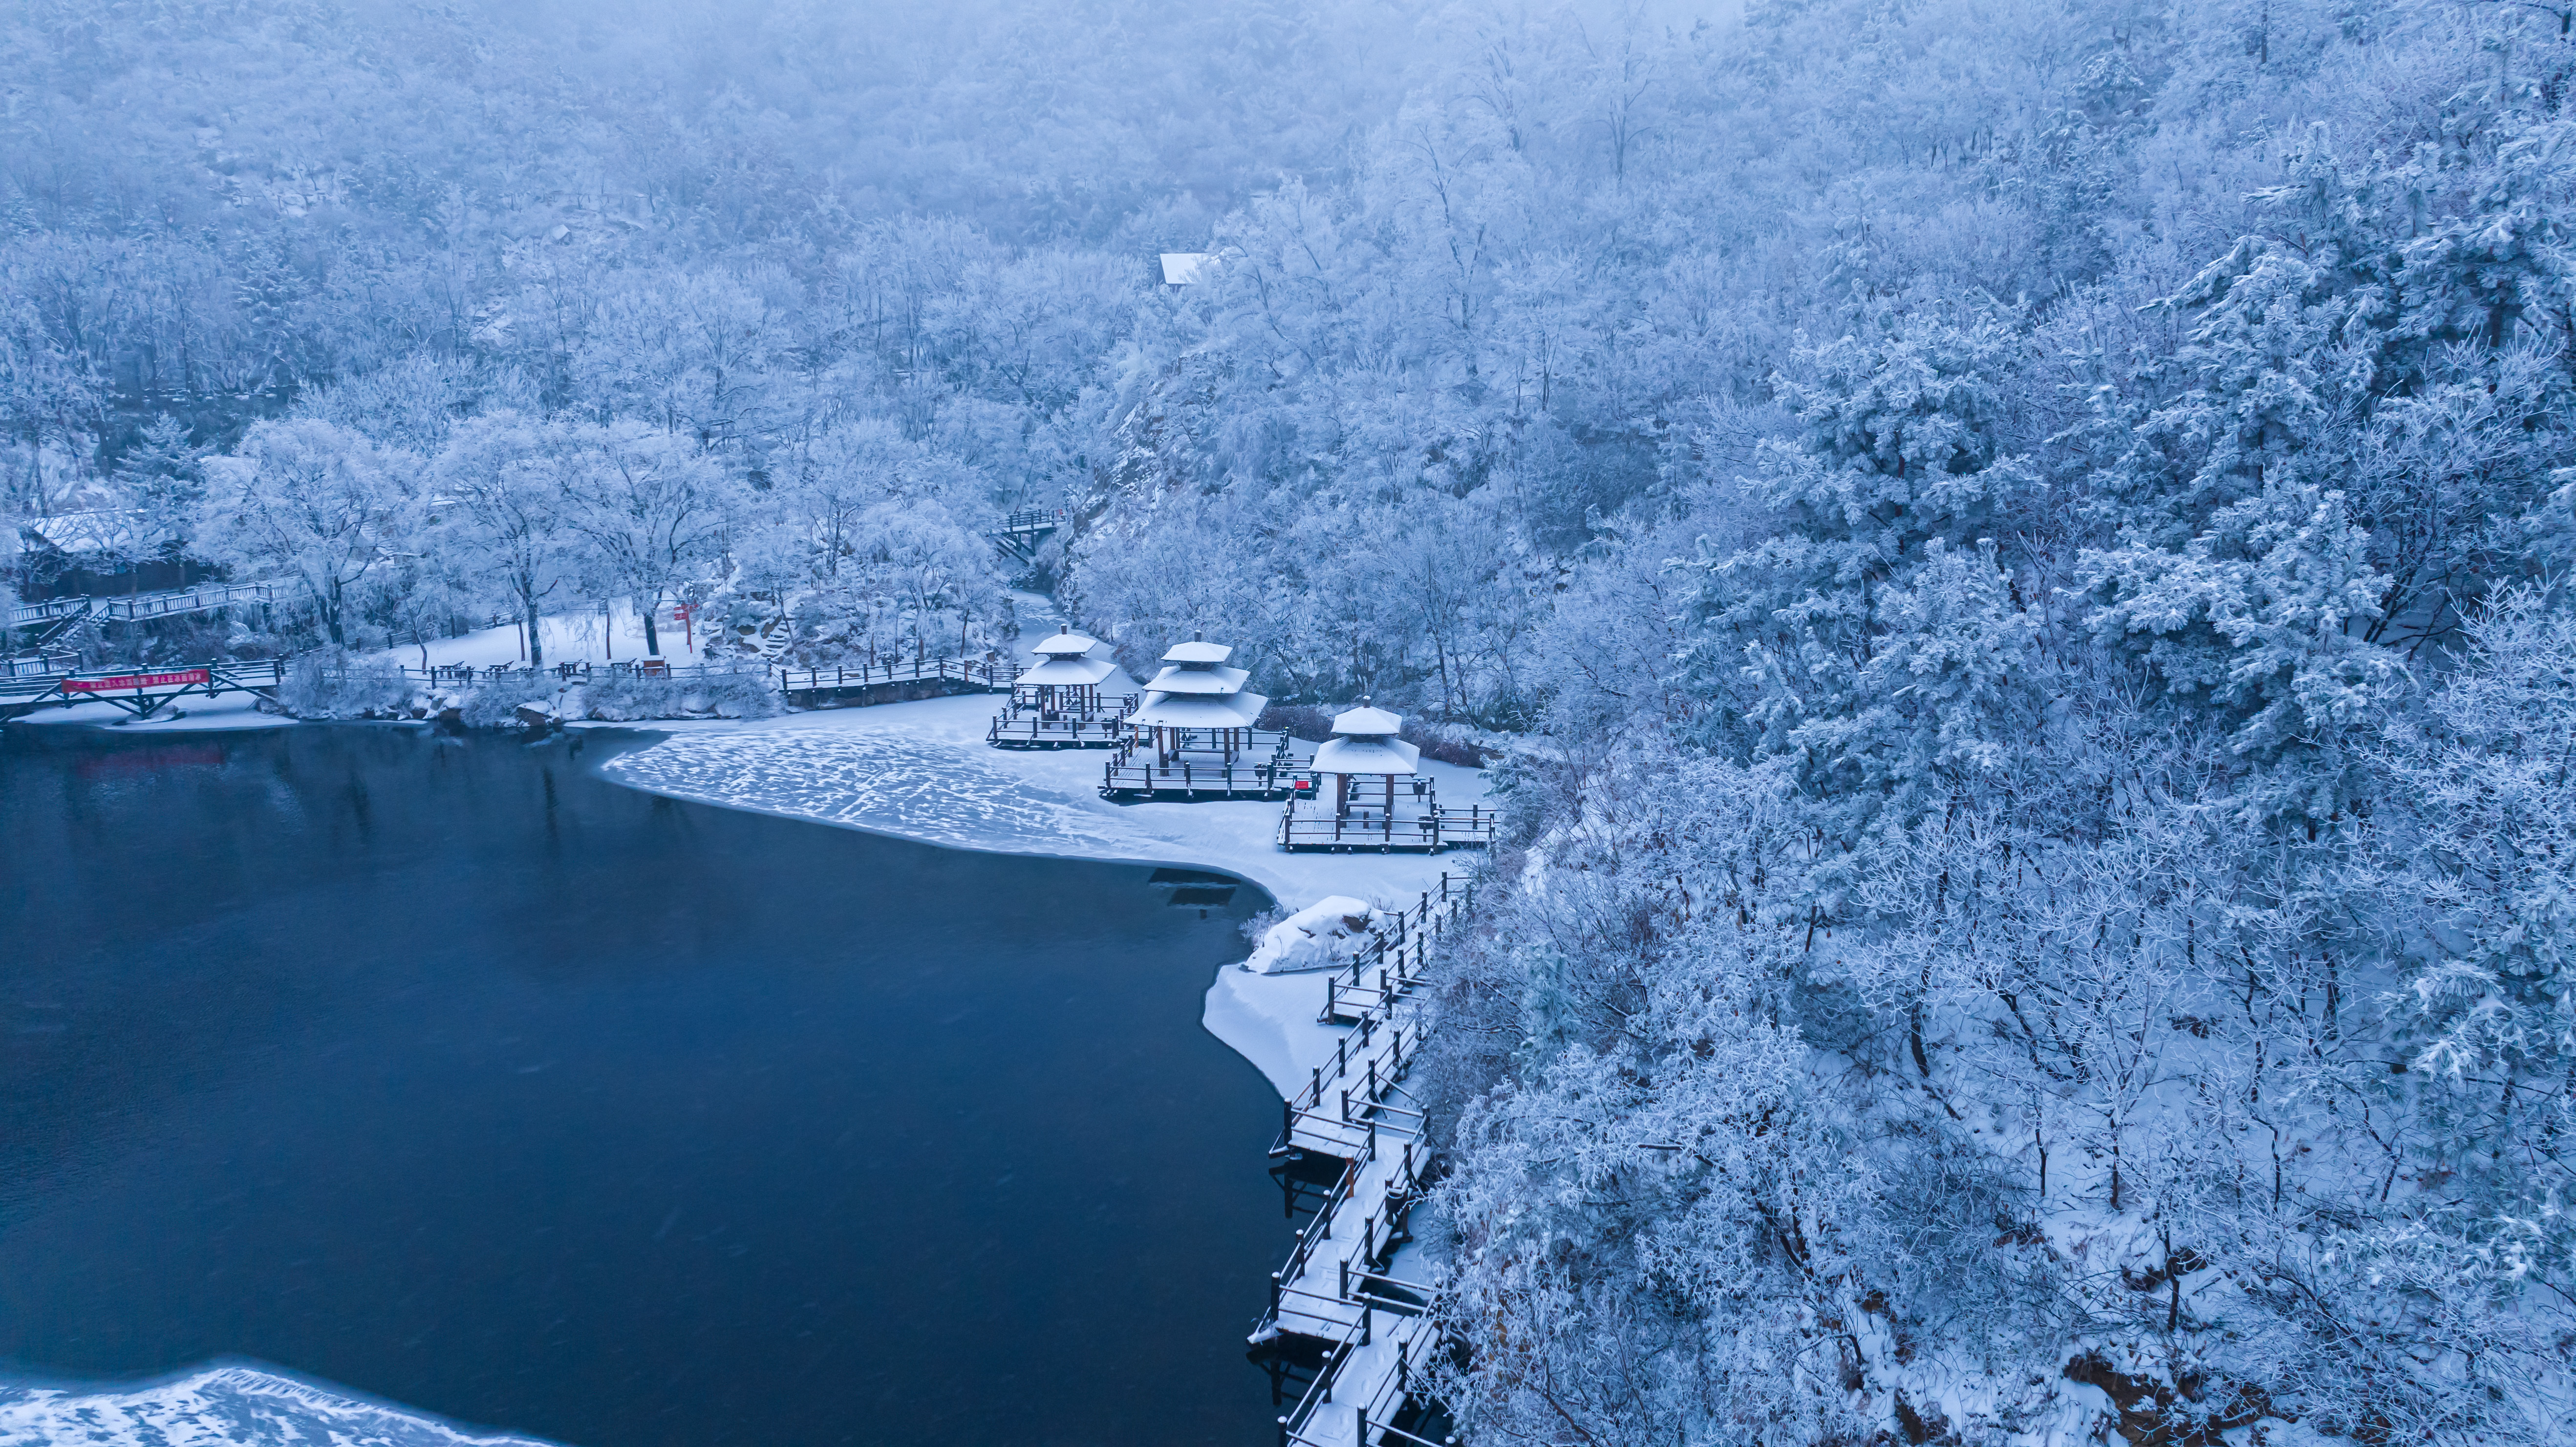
[8,0,2576,1440]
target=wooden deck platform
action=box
[1102,757,1308,800]
[1099,730,1306,800]
[987,696,1136,749]
[1275,800,1496,853]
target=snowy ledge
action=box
[592,691,1489,1098]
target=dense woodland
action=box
[7,0,2576,1442]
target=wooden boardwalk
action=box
[1253,876,1475,1447]
[777,658,1017,704]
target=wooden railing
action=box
[1259,873,1477,1447]
[308,656,1016,696]
[8,581,277,628]
[1277,801,1495,853]
[776,657,1018,694]
[1,650,78,681]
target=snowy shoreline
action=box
[588,689,1487,1097]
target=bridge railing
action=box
[1277,802,1494,852]
[9,581,278,628]
[2,650,78,680]
[778,657,1018,694]
[1259,874,1477,1447]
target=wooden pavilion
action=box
[988,630,1133,748]
[1277,702,1495,852]
[1123,635,1268,766]
[1098,634,1305,800]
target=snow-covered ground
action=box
[0,1365,553,1447]
[597,688,1489,1096]
[374,602,705,670]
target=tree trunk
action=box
[526,598,546,668]
[641,595,662,656]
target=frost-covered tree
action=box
[559,421,738,660]
[431,413,583,667]
[194,419,414,647]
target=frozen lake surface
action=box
[0,724,1281,1447]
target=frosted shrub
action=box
[279,653,416,719]
[577,671,781,721]
[459,673,561,728]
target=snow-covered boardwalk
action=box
[1251,880,1470,1447]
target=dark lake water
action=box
[0,723,1280,1446]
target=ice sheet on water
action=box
[0,1364,558,1447]
[602,727,1139,857]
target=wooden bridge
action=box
[775,657,1017,706]
[0,658,287,722]
[301,656,1020,711]
[987,508,1062,567]
[1251,874,1473,1447]
[10,581,279,652]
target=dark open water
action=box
[0,724,1278,1446]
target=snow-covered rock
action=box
[1242,895,1381,975]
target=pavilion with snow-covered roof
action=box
[1018,631,1117,713]
[987,628,1134,749]
[1311,703,1420,817]
[1097,633,1309,801]
[1277,702,1492,852]
[1123,634,1268,766]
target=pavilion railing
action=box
[1276,800,1495,852]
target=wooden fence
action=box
[1259,873,1476,1447]
[1276,800,1496,853]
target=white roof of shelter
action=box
[1331,704,1404,737]
[1020,656,1117,687]
[1159,253,1215,285]
[1127,690,1267,729]
[1030,632,1100,659]
[21,509,162,556]
[1143,663,1250,696]
[1314,735,1421,776]
[1162,639,1232,665]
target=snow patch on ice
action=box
[604,725,1136,857]
[0,1364,557,1447]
